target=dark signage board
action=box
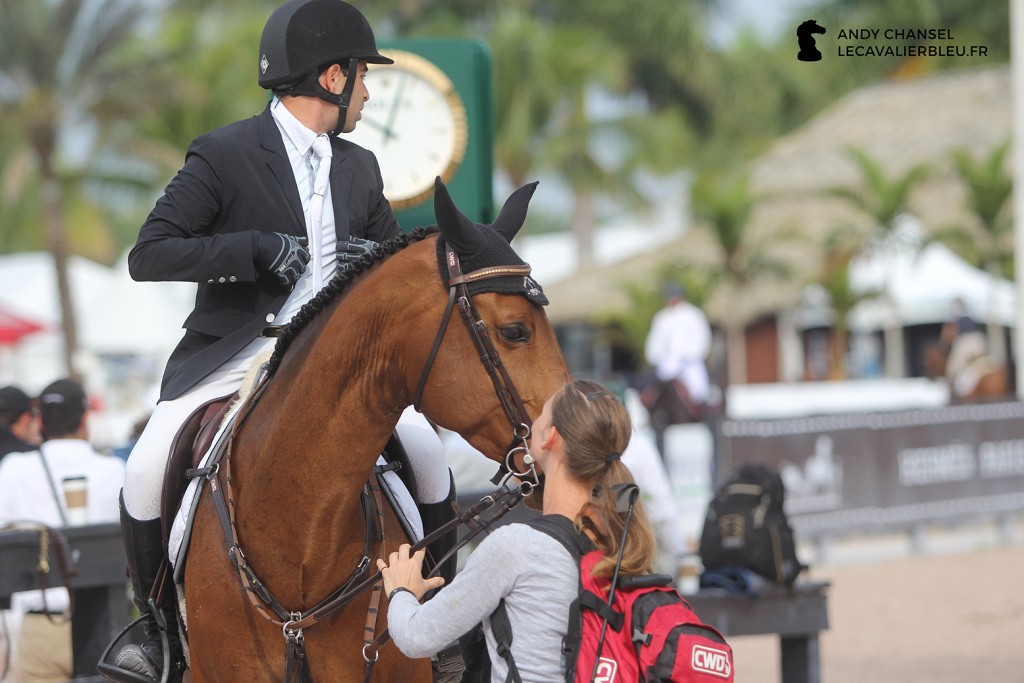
[718,402,1024,537]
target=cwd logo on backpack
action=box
[593,657,618,682]
[692,645,732,679]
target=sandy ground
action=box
[727,521,1024,683]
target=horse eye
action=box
[499,323,530,343]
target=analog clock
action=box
[346,49,469,211]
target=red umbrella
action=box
[0,304,45,344]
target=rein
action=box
[199,243,543,682]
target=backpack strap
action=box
[526,514,592,560]
[578,591,624,632]
[486,516,594,683]
[490,599,523,683]
[528,515,596,682]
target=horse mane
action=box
[265,226,436,375]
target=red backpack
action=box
[490,515,735,683]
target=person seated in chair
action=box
[0,378,123,683]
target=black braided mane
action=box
[265,226,436,375]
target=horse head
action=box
[411,178,570,462]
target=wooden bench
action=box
[0,523,129,683]
[687,581,830,683]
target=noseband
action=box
[413,245,539,482]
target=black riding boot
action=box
[418,471,459,585]
[418,473,466,682]
[98,495,182,683]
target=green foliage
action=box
[828,146,931,253]
[931,140,1013,278]
[0,0,1010,344]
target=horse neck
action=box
[227,241,439,604]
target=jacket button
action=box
[218,277,226,283]
[207,279,214,284]
[266,314,274,323]
[229,275,237,282]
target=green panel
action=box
[377,39,494,230]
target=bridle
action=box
[192,240,545,682]
[413,243,541,485]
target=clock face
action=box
[345,50,469,211]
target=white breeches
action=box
[123,340,449,520]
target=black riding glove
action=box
[336,237,380,270]
[254,232,310,288]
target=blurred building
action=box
[534,65,1013,396]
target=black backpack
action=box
[698,463,804,585]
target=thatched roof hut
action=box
[544,65,1012,325]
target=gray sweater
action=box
[387,521,579,682]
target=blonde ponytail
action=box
[548,380,657,579]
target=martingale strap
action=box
[361,477,387,683]
[202,408,532,680]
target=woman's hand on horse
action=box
[376,544,445,601]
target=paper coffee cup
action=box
[62,476,88,526]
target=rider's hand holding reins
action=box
[336,236,379,269]
[376,544,445,601]
[254,232,310,288]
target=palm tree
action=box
[930,141,1013,362]
[489,9,564,190]
[0,0,180,377]
[691,174,797,385]
[815,228,884,379]
[828,146,930,379]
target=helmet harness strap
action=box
[279,57,359,137]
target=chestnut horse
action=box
[922,340,1009,403]
[182,181,569,681]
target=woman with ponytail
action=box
[378,379,657,682]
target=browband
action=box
[449,264,532,286]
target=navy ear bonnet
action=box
[432,178,549,306]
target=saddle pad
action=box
[168,407,238,578]
[376,454,424,541]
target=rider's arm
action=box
[127,133,260,284]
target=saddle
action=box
[160,394,236,545]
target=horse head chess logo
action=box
[797,19,826,61]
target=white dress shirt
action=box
[269,95,338,326]
[644,301,712,403]
[0,439,124,612]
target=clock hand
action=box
[382,71,408,141]
[359,115,390,137]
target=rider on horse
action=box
[940,297,990,397]
[101,2,455,681]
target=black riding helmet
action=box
[258,0,394,135]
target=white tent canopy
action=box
[0,251,194,393]
[849,242,1015,330]
[796,219,1015,332]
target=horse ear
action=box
[490,181,539,244]
[433,176,484,254]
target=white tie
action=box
[308,135,333,291]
